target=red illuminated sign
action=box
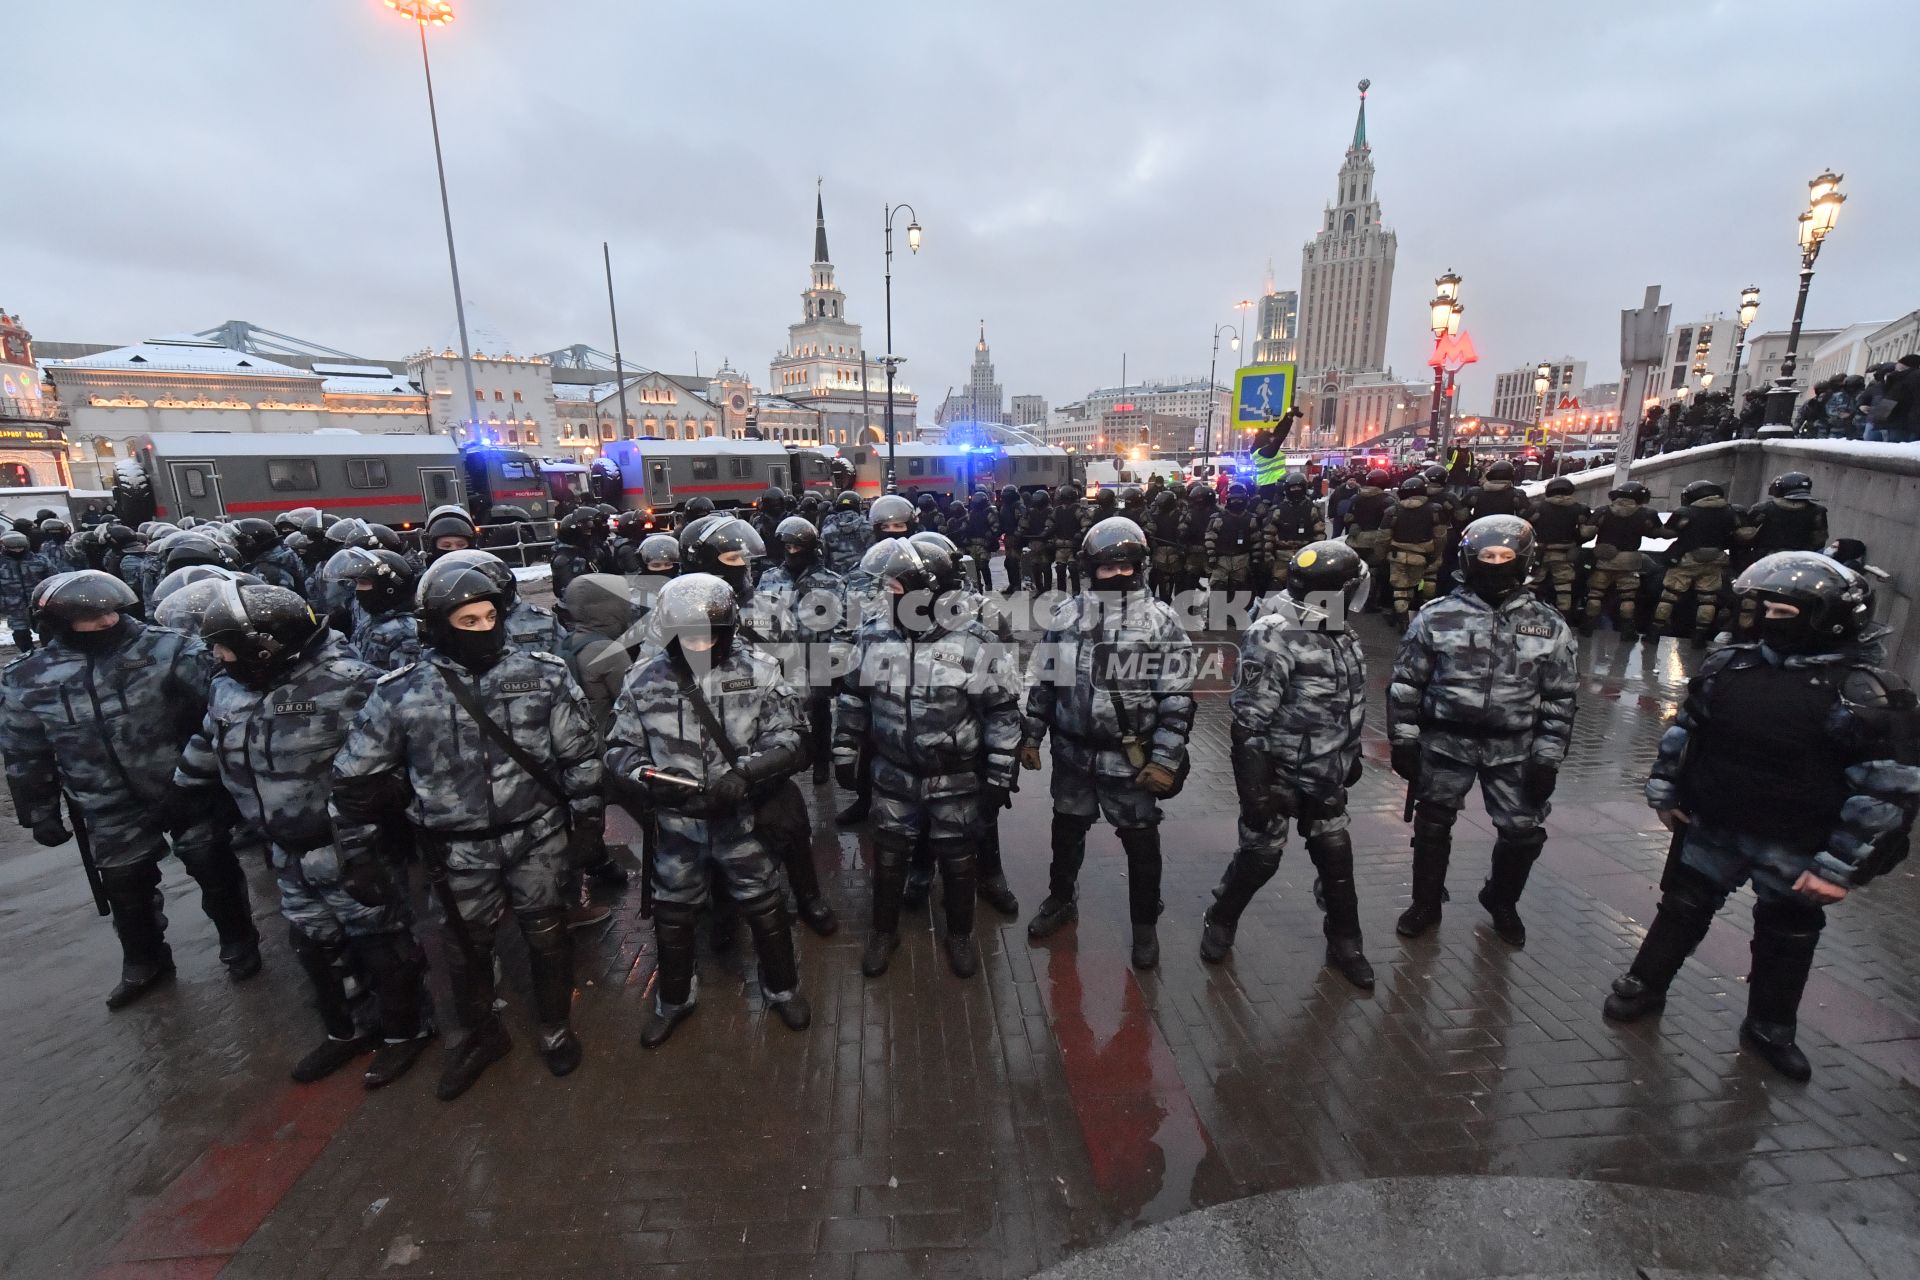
[1112,402,1136,412]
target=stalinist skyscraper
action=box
[1296,80,1397,378]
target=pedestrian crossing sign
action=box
[1233,363,1296,432]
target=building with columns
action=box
[767,187,915,447]
[1296,81,1397,384]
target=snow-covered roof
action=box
[311,363,400,379]
[48,337,315,380]
[321,373,418,397]
[137,431,459,458]
[608,437,788,456]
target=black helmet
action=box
[325,546,416,614]
[1000,485,1019,502]
[1544,477,1576,497]
[32,570,139,634]
[199,583,326,690]
[676,513,720,551]
[423,549,520,608]
[969,489,991,508]
[836,489,861,512]
[1094,488,1118,511]
[1282,474,1309,497]
[1609,482,1651,504]
[1226,483,1250,508]
[916,493,938,513]
[859,536,939,597]
[273,509,312,536]
[1025,488,1050,508]
[683,516,764,598]
[153,575,255,637]
[417,557,508,641]
[639,533,681,572]
[287,507,328,537]
[776,515,820,553]
[1681,479,1724,504]
[423,508,477,553]
[908,531,965,594]
[1078,516,1149,583]
[1734,550,1870,651]
[869,494,916,530]
[163,532,234,573]
[1286,538,1369,609]
[1365,468,1391,488]
[366,524,404,555]
[761,486,789,511]
[1118,484,1144,509]
[614,510,649,540]
[103,523,143,550]
[557,509,597,546]
[1396,475,1428,500]
[152,564,252,610]
[229,518,281,562]
[40,518,71,539]
[683,495,717,518]
[325,517,379,549]
[1151,490,1178,513]
[0,531,27,555]
[654,572,739,664]
[1186,481,1212,502]
[1485,461,1515,484]
[1458,515,1537,604]
[1769,471,1815,501]
[1423,464,1450,486]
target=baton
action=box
[67,797,109,917]
[635,767,701,791]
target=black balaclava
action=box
[1463,554,1527,607]
[440,621,507,672]
[64,615,136,657]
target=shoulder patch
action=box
[524,650,566,666]
[721,676,756,693]
[374,665,415,686]
[497,679,545,694]
[1514,621,1556,638]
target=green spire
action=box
[1352,78,1370,149]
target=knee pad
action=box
[100,860,163,899]
[1754,896,1825,938]
[873,832,912,869]
[516,908,569,957]
[1235,847,1283,879]
[1495,826,1548,853]
[1662,864,1727,916]
[1051,813,1094,841]
[653,899,700,931]
[1412,803,1457,838]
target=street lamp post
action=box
[1727,285,1761,420]
[881,203,922,492]
[1202,322,1241,468]
[1428,271,1461,457]
[1763,172,1845,434]
[1533,362,1551,439]
[386,0,480,443]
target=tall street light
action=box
[1428,270,1461,454]
[1762,171,1845,434]
[881,203,922,492]
[386,0,480,444]
[1727,286,1761,409]
[1202,321,1241,468]
[1533,362,1551,433]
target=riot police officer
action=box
[1652,479,1740,645]
[996,485,1025,596]
[1340,468,1394,608]
[179,584,432,1087]
[1179,483,1214,595]
[1607,552,1919,1080]
[836,538,1022,978]
[1262,475,1325,597]
[1382,475,1443,627]
[822,490,872,577]
[1144,490,1185,604]
[0,531,48,651]
[331,555,603,1099]
[325,547,421,672]
[1525,477,1592,619]
[1736,472,1829,569]
[1023,519,1196,969]
[0,571,259,1008]
[609,511,652,574]
[421,506,478,565]
[232,518,306,594]
[1202,541,1374,986]
[1463,460,1526,519]
[1050,487,1085,593]
[1388,516,1579,946]
[550,510,599,599]
[959,490,1000,592]
[1206,484,1258,595]
[750,487,790,553]
[605,574,812,1047]
[1584,481,1664,640]
[758,515,849,786]
[431,550,565,652]
[1017,489,1053,595]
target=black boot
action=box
[1478,830,1545,946]
[190,851,261,980]
[1739,899,1823,1082]
[780,828,838,937]
[902,830,936,908]
[1029,815,1091,939]
[289,930,369,1082]
[520,909,582,1078]
[741,890,811,1030]
[1307,831,1374,990]
[810,697,833,785]
[352,933,434,1088]
[1602,869,1721,1022]
[642,901,699,1049]
[435,930,510,1101]
[101,863,175,1011]
[936,842,978,979]
[1396,807,1454,937]
[976,817,1019,916]
[1199,845,1281,964]
[585,853,630,889]
[863,835,907,977]
[1120,827,1163,970]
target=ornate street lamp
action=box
[1726,285,1760,413]
[1427,270,1461,452]
[882,203,922,491]
[385,0,479,442]
[1763,172,1845,433]
[1202,321,1241,466]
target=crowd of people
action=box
[1,461,1912,1107]
[1635,351,1920,457]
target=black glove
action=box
[340,856,395,908]
[156,783,214,836]
[1345,757,1365,788]
[31,817,71,847]
[704,769,749,813]
[1390,741,1422,783]
[980,784,1013,813]
[834,758,861,791]
[1524,760,1559,804]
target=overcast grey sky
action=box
[11,0,1914,413]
